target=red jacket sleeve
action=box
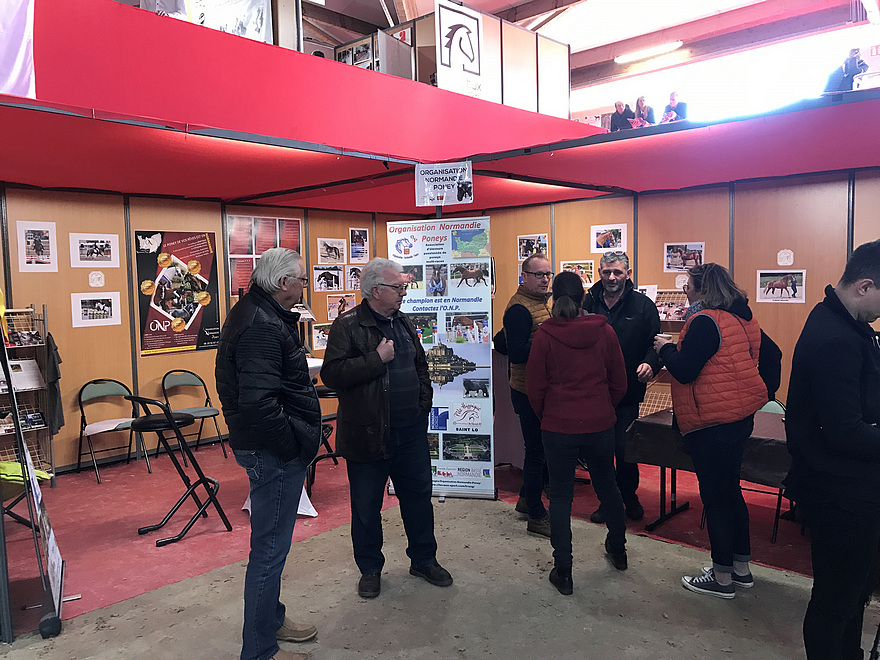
[526,329,550,421]
[604,326,628,408]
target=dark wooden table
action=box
[626,409,790,534]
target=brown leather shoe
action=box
[277,617,317,643]
[527,513,551,538]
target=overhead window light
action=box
[614,41,684,64]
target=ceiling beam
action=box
[571,3,855,89]
[494,0,585,25]
[391,0,420,23]
[302,18,344,46]
[301,4,382,36]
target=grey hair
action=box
[360,257,403,299]
[599,251,630,270]
[250,248,304,294]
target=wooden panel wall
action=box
[5,190,132,469]
[489,206,551,330]
[638,188,730,285]
[734,174,849,400]
[555,196,633,282]
[854,171,880,249]
[128,198,227,449]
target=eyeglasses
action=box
[523,271,554,280]
[377,283,407,294]
[287,275,309,285]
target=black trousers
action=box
[802,498,880,660]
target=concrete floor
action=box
[0,497,873,660]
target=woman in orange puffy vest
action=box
[654,264,768,600]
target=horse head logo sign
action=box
[439,4,481,77]
[393,236,420,260]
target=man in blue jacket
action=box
[785,239,880,660]
[216,248,322,660]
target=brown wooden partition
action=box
[734,174,849,401]
[4,189,132,469]
[854,171,880,332]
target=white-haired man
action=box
[321,257,452,599]
[216,248,322,660]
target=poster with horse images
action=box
[387,216,494,499]
[134,231,221,356]
[756,269,806,303]
[349,228,369,263]
[664,243,705,272]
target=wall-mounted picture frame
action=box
[664,242,704,272]
[17,221,58,273]
[71,292,122,328]
[69,233,120,268]
[756,269,805,303]
[517,234,548,261]
[591,224,627,254]
[560,260,594,288]
[349,228,369,264]
[317,238,346,265]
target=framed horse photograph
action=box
[756,269,806,303]
[517,234,548,261]
[17,220,58,273]
[313,265,344,292]
[349,228,369,263]
[590,224,627,254]
[70,233,120,268]
[316,237,346,265]
[663,242,705,273]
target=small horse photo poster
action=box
[313,265,344,292]
[560,260,594,288]
[664,242,705,273]
[327,293,357,320]
[517,234,548,261]
[69,233,120,268]
[450,262,490,289]
[17,221,58,273]
[349,228,369,264]
[346,265,362,291]
[71,292,122,328]
[317,238,346,265]
[591,224,627,254]
[756,269,805,303]
[312,323,332,351]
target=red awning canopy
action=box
[0,0,876,216]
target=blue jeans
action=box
[510,388,548,519]
[346,411,438,574]
[234,449,308,660]
[684,416,753,574]
[543,427,625,569]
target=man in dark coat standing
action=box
[321,257,452,600]
[584,251,661,523]
[216,248,322,660]
[785,239,880,660]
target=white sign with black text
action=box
[415,161,473,207]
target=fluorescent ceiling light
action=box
[614,41,684,64]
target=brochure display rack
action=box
[0,305,64,642]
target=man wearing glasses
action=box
[216,248,322,660]
[584,251,661,524]
[322,258,452,600]
[503,253,553,538]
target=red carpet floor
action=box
[3,442,812,636]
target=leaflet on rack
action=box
[0,359,45,393]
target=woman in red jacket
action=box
[527,271,628,595]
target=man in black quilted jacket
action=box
[321,257,453,600]
[216,248,322,660]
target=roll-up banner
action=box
[387,217,494,499]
